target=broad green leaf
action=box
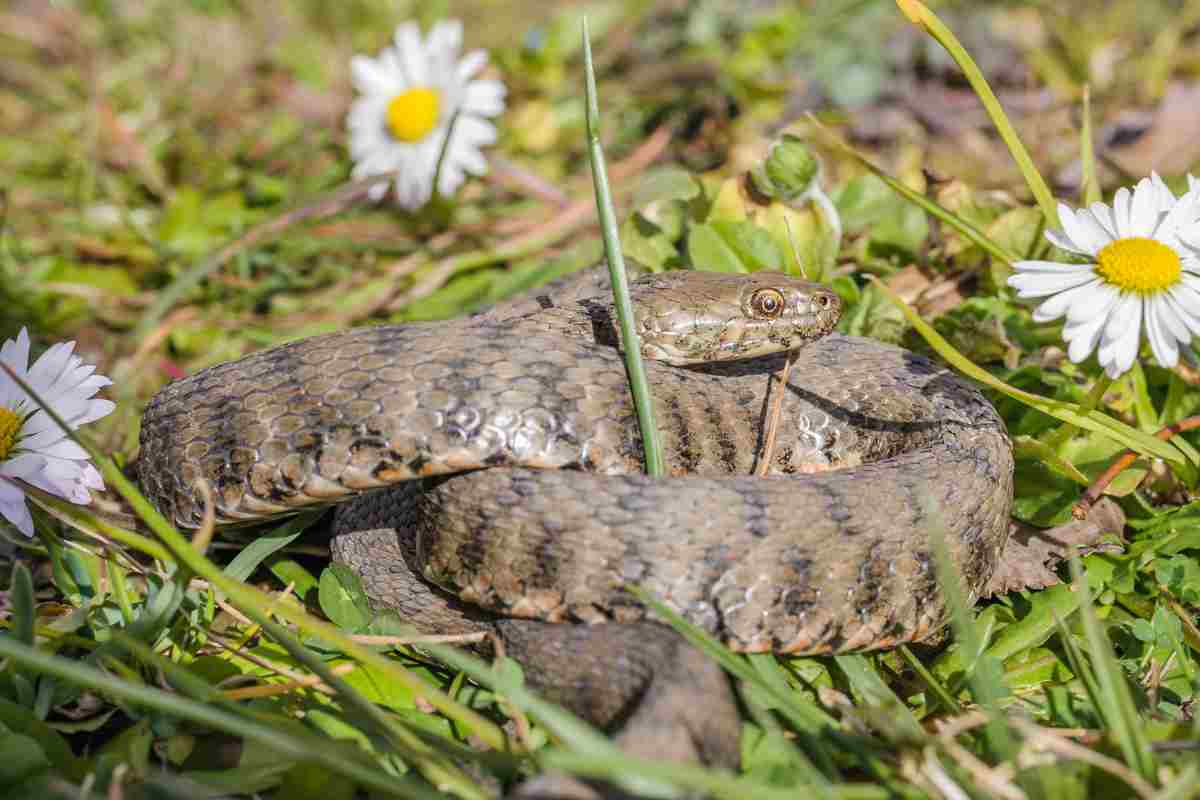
[339,659,417,711]
[986,583,1080,662]
[840,282,906,343]
[709,220,784,271]
[317,565,372,632]
[687,222,747,273]
[621,214,681,271]
[633,166,701,209]
[1002,648,1073,690]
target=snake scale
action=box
[138,266,1014,783]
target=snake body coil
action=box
[139,268,1013,655]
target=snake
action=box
[137,266,1014,780]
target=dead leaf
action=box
[985,498,1125,597]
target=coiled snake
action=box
[138,267,1014,783]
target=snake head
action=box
[631,270,842,365]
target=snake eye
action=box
[750,288,786,319]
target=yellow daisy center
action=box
[0,406,22,462]
[1095,237,1182,293]
[386,87,440,142]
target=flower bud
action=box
[755,134,820,202]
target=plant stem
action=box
[895,0,1058,227]
[582,18,664,477]
[1043,374,1112,452]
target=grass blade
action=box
[871,277,1191,470]
[424,642,680,799]
[1069,559,1157,783]
[898,645,962,716]
[927,523,1015,762]
[582,17,664,477]
[626,586,835,733]
[812,120,1018,266]
[896,0,1058,225]
[833,655,925,744]
[254,616,492,800]
[1080,86,1101,207]
[0,636,443,799]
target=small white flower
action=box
[347,20,506,210]
[0,329,114,537]
[1008,173,1200,378]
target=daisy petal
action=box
[1089,202,1118,239]
[1129,176,1160,237]
[1045,228,1091,256]
[1060,206,1110,256]
[1154,291,1192,341]
[1098,293,1143,377]
[1063,309,1109,364]
[0,477,33,537]
[1112,187,1133,237]
[1030,278,1102,322]
[1064,281,1118,324]
[1144,293,1179,368]
[456,50,488,82]
[1008,268,1098,298]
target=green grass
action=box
[3,1,1200,798]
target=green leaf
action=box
[317,565,372,632]
[395,270,495,322]
[833,655,925,744]
[840,282,906,343]
[224,511,322,582]
[1012,457,1080,526]
[633,166,701,209]
[687,222,747,273]
[0,733,51,786]
[9,563,34,647]
[621,215,681,271]
[0,699,84,780]
[268,559,320,605]
[986,584,1081,663]
[710,220,783,271]
[1012,435,1089,485]
[278,759,358,800]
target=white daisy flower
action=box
[347,20,506,210]
[1008,173,1200,378]
[0,329,114,537]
